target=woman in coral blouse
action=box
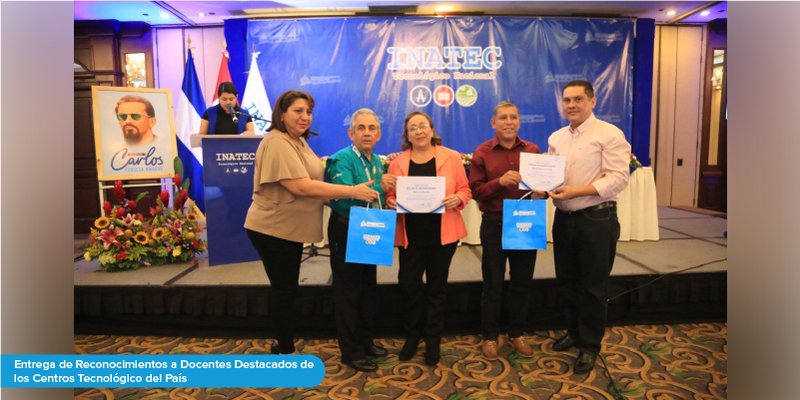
[386,110,472,366]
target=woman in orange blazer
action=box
[386,110,472,366]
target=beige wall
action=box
[153,26,226,114]
[651,25,706,207]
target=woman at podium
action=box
[199,82,254,135]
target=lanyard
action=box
[351,145,381,208]
[351,145,376,182]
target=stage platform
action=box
[75,206,727,338]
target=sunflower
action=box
[151,227,167,240]
[94,216,111,229]
[186,213,198,222]
[134,231,150,245]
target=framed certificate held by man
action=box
[91,86,178,181]
[518,152,565,192]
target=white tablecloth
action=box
[319,167,659,246]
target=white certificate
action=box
[396,176,446,214]
[518,153,565,192]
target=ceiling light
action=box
[666,10,676,16]
[160,12,170,20]
[435,5,455,14]
[700,10,710,16]
[198,12,205,17]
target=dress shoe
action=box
[398,337,420,361]
[573,351,597,374]
[365,343,388,358]
[510,337,533,358]
[424,339,440,366]
[343,358,377,373]
[552,334,576,352]
[481,339,499,360]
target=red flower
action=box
[150,205,163,216]
[115,207,126,218]
[113,180,126,201]
[136,212,144,220]
[160,189,170,205]
[116,251,127,260]
[173,173,182,186]
[103,201,113,215]
[127,200,137,209]
[192,240,200,249]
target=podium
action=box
[197,135,262,266]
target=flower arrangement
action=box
[82,158,207,272]
[460,152,473,171]
[630,153,643,171]
[380,152,401,172]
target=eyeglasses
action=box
[408,123,430,133]
[117,113,144,121]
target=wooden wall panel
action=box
[652,25,705,207]
[670,27,704,206]
[655,26,677,206]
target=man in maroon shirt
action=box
[469,101,547,360]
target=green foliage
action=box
[607,380,646,398]
[507,352,537,369]
[667,366,686,379]
[639,341,672,359]
[174,156,184,179]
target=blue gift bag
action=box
[345,206,397,266]
[502,199,547,250]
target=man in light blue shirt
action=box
[325,108,396,372]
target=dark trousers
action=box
[327,215,378,362]
[552,206,620,354]
[398,242,458,341]
[246,229,303,354]
[479,214,537,340]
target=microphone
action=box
[228,104,238,124]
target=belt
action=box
[331,213,349,225]
[557,201,617,216]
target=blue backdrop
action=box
[242,16,634,156]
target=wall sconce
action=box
[125,53,147,88]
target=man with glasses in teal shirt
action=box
[325,108,396,372]
[115,95,158,146]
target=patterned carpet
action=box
[74,322,726,399]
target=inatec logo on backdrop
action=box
[387,46,503,82]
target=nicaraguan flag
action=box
[174,50,206,212]
[241,52,272,134]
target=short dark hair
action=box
[115,95,155,117]
[267,90,316,139]
[563,80,594,98]
[400,110,442,150]
[492,100,519,118]
[217,81,237,97]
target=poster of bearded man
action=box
[91,86,178,180]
